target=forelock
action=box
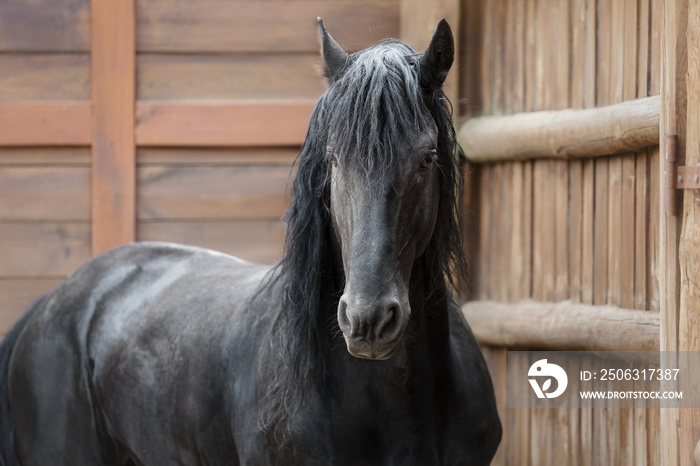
[319,40,431,178]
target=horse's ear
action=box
[419,19,454,93]
[317,18,349,82]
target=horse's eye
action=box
[420,149,437,171]
[330,153,338,165]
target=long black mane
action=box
[260,38,467,446]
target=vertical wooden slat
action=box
[607,0,624,309]
[660,0,685,464]
[634,2,651,462]
[91,0,136,255]
[553,2,572,465]
[635,0,651,312]
[569,0,585,304]
[679,1,700,463]
[594,0,612,463]
[530,2,555,464]
[593,0,611,307]
[554,0,570,303]
[620,0,637,311]
[479,166,493,299]
[646,1,663,461]
[648,0,662,314]
[619,2,638,462]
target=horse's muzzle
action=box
[337,295,407,360]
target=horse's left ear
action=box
[318,18,349,82]
[419,19,454,93]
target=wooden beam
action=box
[458,95,660,163]
[91,0,136,255]
[678,0,700,463]
[660,0,685,464]
[0,102,90,146]
[462,300,660,352]
[135,101,315,147]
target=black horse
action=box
[0,19,501,465]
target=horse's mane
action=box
[259,39,467,448]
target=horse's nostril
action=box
[376,302,401,340]
[337,298,352,335]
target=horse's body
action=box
[0,20,501,466]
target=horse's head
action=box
[317,19,455,360]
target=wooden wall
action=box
[0,0,92,332]
[459,0,662,464]
[0,0,401,334]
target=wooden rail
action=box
[136,101,314,147]
[0,102,91,146]
[462,300,660,352]
[458,95,660,163]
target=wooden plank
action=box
[531,2,554,462]
[580,0,597,308]
[679,0,700,462]
[635,0,651,311]
[608,155,623,307]
[553,4,573,462]
[648,147,661,311]
[480,0,494,117]
[478,166,492,299]
[0,167,90,220]
[553,0,570,306]
[486,162,499,301]
[491,0,505,115]
[458,96,660,163]
[0,279,64,335]
[647,0,662,314]
[138,148,298,166]
[0,148,90,165]
[508,0,526,303]
[137,0,399,53]
[462,300,660,351]
[458,0,483,118]
[595,5,614,461]
[568,0,586,304]
[138,165,291,220]
[483,346,507,466]
[660,0,686,464]
[0,0,89,52]
[0,54,89,101]
[137,220,285,265]
[0,102,91,146]
[136,102,315,147]
[620,0,637,313]
[137,54,326,101]
[91,0,136,255]
[0,223,90,277]
[648,401,661,465]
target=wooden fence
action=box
[0,0,405,331]
[457,0,699,464]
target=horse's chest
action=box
[290,394,448,465]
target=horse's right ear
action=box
[318,18,349,82]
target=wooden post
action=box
[679,1,700,463]
[90,0,136,255]
[660,0,685,464]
